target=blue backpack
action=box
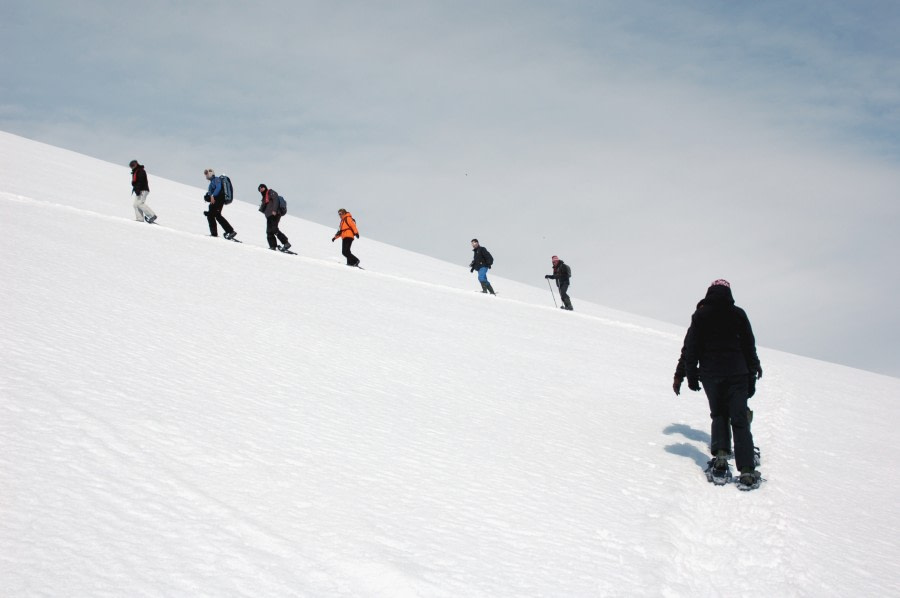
[276,194,287,216]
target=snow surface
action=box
[1,130,899,596]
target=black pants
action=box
[703,375,755,471]
[341,237,359,265]
[206,200,234,236]
[266,215,289,248]
[558,281,573,310]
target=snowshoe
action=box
[704,457,732,486]
[737,470,762,491]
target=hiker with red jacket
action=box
[257,184,291,252]
[129,160,157,223]
[332,209,360,267]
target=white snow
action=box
[1,130,898,596]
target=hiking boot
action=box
[713,450,729,472]
[224,231,237,240]
[147,215,157,224]
[739,469,761,486]
[281,241,291,251]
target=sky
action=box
[2,0,899,377]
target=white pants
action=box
[133,191,157,221]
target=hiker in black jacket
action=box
[680,279,763,487]
[129,160,157,223]
[544,255,573,310]
[257,184,291,251]
[469,239,495,295]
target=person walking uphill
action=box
[469,239,495,295]
[332,209,360,267]
[679,279,764,489]
[203,168,237,240]
[545,255,573,310]
[257,184,291,252]
[129,160,157,223]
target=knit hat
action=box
[129,160,138,168]
[711,279,731,288]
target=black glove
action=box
[755,366,763,380]
[204,194,211,202]
[673,374,683,396]
[355,233,359,239]
[203,210,209,216]
[687,376,701,392]
[470,268,474,273]
[545,275,552,279]
[332,237,336,243]
[748,374,757,398]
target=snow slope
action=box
[1,130,898,596]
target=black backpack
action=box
[277,194,287,216]
[220,175,234,204]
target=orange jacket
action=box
[333,212,359,240]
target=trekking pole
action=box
[547,278,558,308]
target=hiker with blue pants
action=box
[469,239,495,295]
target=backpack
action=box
[563,263,572,278]
[482,248,494,267]
[219,175,234,204]
[277,194,287,216]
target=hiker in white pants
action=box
[129,160,157,223]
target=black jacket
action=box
[258,189,281,217]
[547,261,571,286]
[470,246,494,270]
[131,165,149,195]
[683,285,760,380]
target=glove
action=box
[204,193,211,202]
[687,376,701,392]
[203,210,209,216]
[545,275,552,279]
[748,374,757,398]
[470,268,474,273]
[755,366,763,380]
[673,374,683,396]
[355,233,359,239]
[332,237,336,242]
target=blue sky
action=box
[2,0,899,376]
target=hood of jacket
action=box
[704,284,734,306]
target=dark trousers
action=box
[703,375,755,471]
[558,281,573,310]
[266,215,289,248]
[206,200,234,236]
[341,237,359,265]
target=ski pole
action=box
[547,278,558,308]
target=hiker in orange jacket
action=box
[332,209,360,267]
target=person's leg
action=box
[703,377,731,457]
[137,191,156,220]
[726,376,755,472]
[341,237,358,265]
[478,267,495,294]
[215,202,234,235]
[559,281,573,310]
[207,203,219,235]
[266,216,278,248]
